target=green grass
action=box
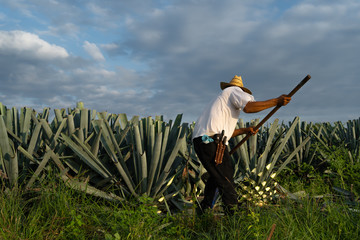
[1,144,359,240]
[1,177,359,240]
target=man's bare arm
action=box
[243,94,291,113]
[231,127,258,138]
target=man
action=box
[192,75,291,215]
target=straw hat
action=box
[220,75,252,95]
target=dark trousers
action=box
[193,137,238,214]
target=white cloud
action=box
[101,43,119,51]
[0,30,69,60]
[87,2,108,17]
[83,41,105,61]
[45,23,79,38]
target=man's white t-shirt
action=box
[192,86,255,143]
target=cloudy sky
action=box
[0,0,359,124]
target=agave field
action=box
[0,102,359,239]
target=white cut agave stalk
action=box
[239,178,279,206]
[231,117,311,205]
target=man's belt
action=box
[213,130,227,165]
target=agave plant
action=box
[124,114,188,201]
[0,105,42,187]
[0,102,189,213]
[230,117,311,206]
[311,119,360,163]
[174,122,208,210]
[59,111,188,205]
[3,100,358,212]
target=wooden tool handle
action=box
[229,74,311,155]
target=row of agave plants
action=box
[0,102,359,212]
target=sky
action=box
[0,0,359,124]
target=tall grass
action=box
[0,174,98,239]
[1,142,359,240]
[1,176,359,239]
[0,174,191,239]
